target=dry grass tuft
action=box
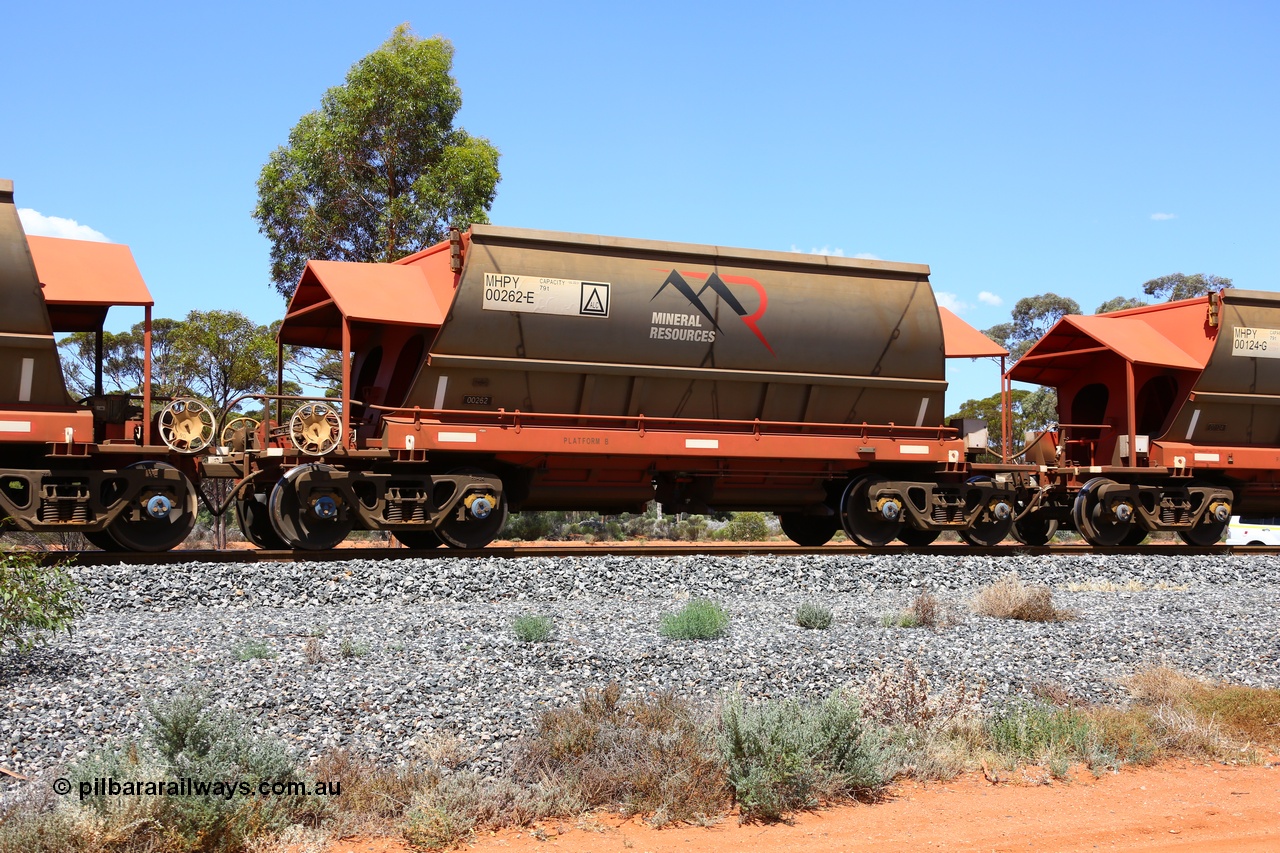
[972,573,1075,622]
[882,590,952,629]
[519,684,726,826]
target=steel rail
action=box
[29,542,1280,566]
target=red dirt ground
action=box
[325,760,1279,853]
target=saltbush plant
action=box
[512,615,555,643]
[660,598,729,640]
[0,551,82,654]
[717,691,887,821]
[794,602,833,629]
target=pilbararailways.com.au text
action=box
[55,777,342,801]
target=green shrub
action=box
[512,614,554,643]
[61,687,304,852]
[986,700,1110,768]
[721,512,770,541]
[660,599,729,640]
[794,602,833,629]
[339,637,370,658]
[717,691,887,821]
[232,638,276,660]
[0,551,82,654]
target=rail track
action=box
[25,541,1280,566]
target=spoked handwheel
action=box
[839,475,902,547]
[236,490,288,549]
[290,403,342,456]
[436,469,508,549]
[104,462,198,552]
[897,527,941,546]
[158,398,215,454]
[1070,477,1134,546]
[395,530,444,549]
[268,464,354,550]
[1011,513,1059,546]
[778,512,839,546]
[221,417,261,452]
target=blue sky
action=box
[4,1,1276,410]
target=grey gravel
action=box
[2,552,1278,790]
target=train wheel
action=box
[437,470,508,549]
[839,475,902,547]
[1011,514,1058,546]
[897,527,940,546]
[268,464,354,551]
[396,530,443,549]
[779,513,838,546]
[1178,518,1227,547]
[1070,477,1133,547]
[84,530,125,552]
[959,477,1014,546]
[104,462,198,552]
[1119,527,1149,546]
[236,491,288,550]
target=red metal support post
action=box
[142,305,152,446]
[341,317,351,449]
[1126,359,1137,466]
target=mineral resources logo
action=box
[649,270,773,354]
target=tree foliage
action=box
[948,387,1058,454]
[254,25,501,300]
[59,318,196,400]
[1094,295,1148,314]
[58,312,279,420]
[982,293,1081,362]
[1142,273,1232,302]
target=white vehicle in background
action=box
[1225,516,1280,546]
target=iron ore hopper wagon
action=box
[251,225,1012,549]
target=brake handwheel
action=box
[289,403,342,456]
[220,416,260,452]
[157,398,214,454]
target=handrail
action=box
[364,404,962,440]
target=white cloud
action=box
[789,244,845,257]
[1150,212,1177,221]
[17,208,109,242]
[789,244,882,259]
[978,291,1003,306]
[934,291,970,313]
